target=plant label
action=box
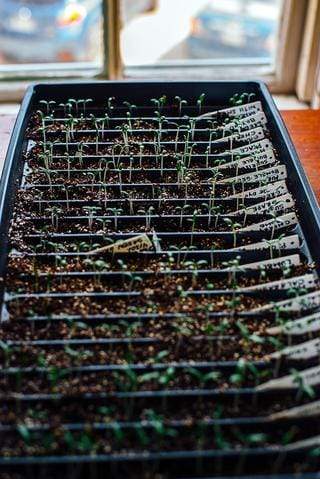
[238,212,297,233]
[270,337,320,360]
[283,435,320,452]
[257,364,320,391]
[221,113,267,137]
[252,290,320,314]
[222,254,300,272]
[218,165,287,185]
[237,112,268,130]
[197,101,263,121]
[89,234,153,254]
[211,127,265,146]
[228,193,294,217]
[235,126,265,143]
[213,101,263,118]
[27,140,36,152]
[236,234,300,251]
[270,400,320,420]
[152,230,162,252]
[244,273,317,292]
[233,138,273,156]
[228,180,288,200]
[216,149,276,172]
[267,311,320,336]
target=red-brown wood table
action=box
[0,110,319,202]
[281,110,320,204]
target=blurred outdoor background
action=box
[0,0,281,67]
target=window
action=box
[121,0,307,94]
[121,0,282,68]
[0,0,106,78]
[0,0,316,98]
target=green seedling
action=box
[292,368,315,401]
[197,93,206,114]
[175,96,188,116]
[223,218,241,248]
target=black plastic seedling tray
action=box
[1,81,320,479]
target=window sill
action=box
[0,80,309,110]
[0,81,30,103]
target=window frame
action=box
[296,0,320,102]
[0,0,310,100]
[122,0,308,94]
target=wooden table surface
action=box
[0,110,319,202]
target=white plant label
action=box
[270,400,320,420]
[244,273,317,293]
[236,234,300,252]
[222,254,301,272]
[284,435,320,452]
[224,112,267,134]
[233,126,265,143]
[268,311,320,336]
[152,230,162,253]
[27,140,36,152]
[1,303,9,322]
[257,364,320,391]
[252,290,320,314]
[238,212,298,233]
[232,139,273,156]
[217,149,276,172]
[228,180,288,200]
[219,115,262,138]
[221,101,263,117]
[198,101,263,120]
[21,164,33,188]
[228,193,294,217]
[234,126,265,142]
[270,337,320,360]
[212,126,265,146]
[238,112,268,131]
[89,234,153,254]
[218,165,287,185]
[243,254,301,271]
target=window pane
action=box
[0,0,103,65]
[121,0,283,67]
